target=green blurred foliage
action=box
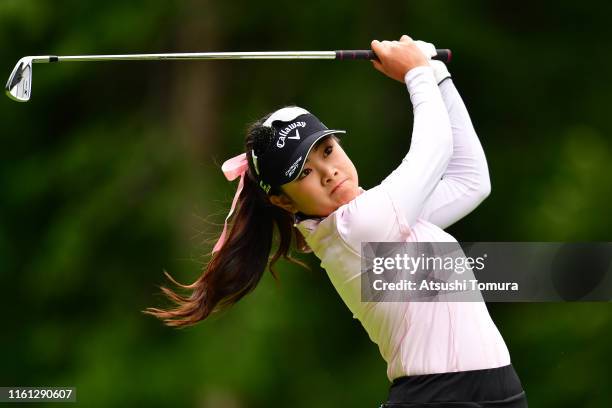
[1,1,611,407]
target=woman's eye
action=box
[325,146,333,156]
[299,168,311,179]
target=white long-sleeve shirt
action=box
[295,66,510,381]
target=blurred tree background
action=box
[1,0,611,407]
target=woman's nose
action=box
[323,167,339,183]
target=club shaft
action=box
[34,52,337,63]
[26,49,451,63]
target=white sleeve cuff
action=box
[404,65,435,87]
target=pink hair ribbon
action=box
[212,152,248,254]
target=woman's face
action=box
[270,136,360,217]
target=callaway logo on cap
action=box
[277,124,304,147]
[251,106,346,194]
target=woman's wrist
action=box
[404,65,435,85]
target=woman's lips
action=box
[331,178,348,195]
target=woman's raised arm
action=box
[418,77,491,229]
[336,36,453,245]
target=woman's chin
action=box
[335,184,359,205]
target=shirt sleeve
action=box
[417,79,491,229]
[378,66,453,235]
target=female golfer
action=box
[145,35,527,407]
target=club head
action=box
[5,57,33,102]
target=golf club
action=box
[5,49,451,102]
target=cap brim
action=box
[285,129,347,183]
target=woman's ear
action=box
[269,192,298,214]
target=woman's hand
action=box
[371,35,429,82]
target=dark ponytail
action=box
[143,110,311,328]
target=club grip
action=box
[335,49,452,63]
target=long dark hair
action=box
[143,108,314,328]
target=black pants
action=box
[379,364,528,407]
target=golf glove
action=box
[414,40,451,84]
